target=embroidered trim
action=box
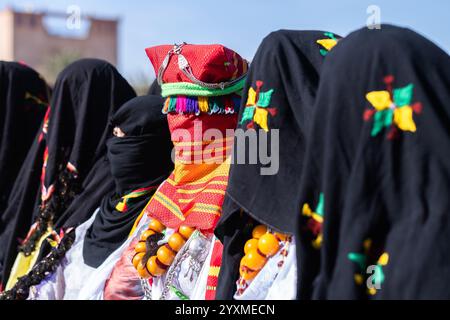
[239,81,277,132]
[20,167,81,256]
[204,238,223,300]
[25,92,48,107]
[0,228,76,300]
[364,75,422,139]
[302,193,324,249]
[38,107,50,143]
[115,185,159,212]
[163,94,241,115]
[161,78,246,98]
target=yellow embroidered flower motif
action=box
[302,193,324,249]
[348,239,390,296]
[317,32,339,56]
[364,75,422,139]
[240,81,277,132]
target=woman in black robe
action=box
[214,29,340,299]
[0,62,49,219]
[297,25,450,299]
[19,95,173,300]
[0,59,136,294]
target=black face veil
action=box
[82,95,174,268]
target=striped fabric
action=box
[115,186,159,212]
[205,238,223,300]
[144,111,237,233]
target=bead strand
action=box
[132,219,167,278]
[132,219,196,279]
[239,224,287,281]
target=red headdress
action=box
[142,43,248,233]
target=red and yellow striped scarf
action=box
[144,112,237,234]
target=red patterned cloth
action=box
[146,44,248,84]
[205,239,223,300]
[144,113,237,233]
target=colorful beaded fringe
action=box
[163,94,241,115]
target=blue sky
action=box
[1,0,449,82]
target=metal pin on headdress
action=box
[157,42,248,90]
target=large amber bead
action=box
[157,245,176,266]
[136,262,151,279]
[132,252,145,269]
[146,256,166,277]
[258,233,280,257]
[252,225,268,239]
[239,257,258,281]
[244,249,266,271]
[140,229,156,241]
[168,233,186,252]
[149,219,166,233]
[134,240,146,253]
[178,225,195,240]
[240,268,258,281]
[244,238,259,255]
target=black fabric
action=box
[83,95,174,268]
[0,62,49,214]
[43,59,136,191]
[215,30,338,299]
[32,156,115,276]
[0,59,135,288]
[297,25,450,299]
[217,30,334,235]
[53,156,114,229]
[147,79,161,96]
[0,128,46,291]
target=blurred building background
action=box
[0,0,449,96]
[0,7,118,86]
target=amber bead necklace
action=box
[239,225,288,281]
[132,218,196,278]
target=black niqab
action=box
[83,95,173,267]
